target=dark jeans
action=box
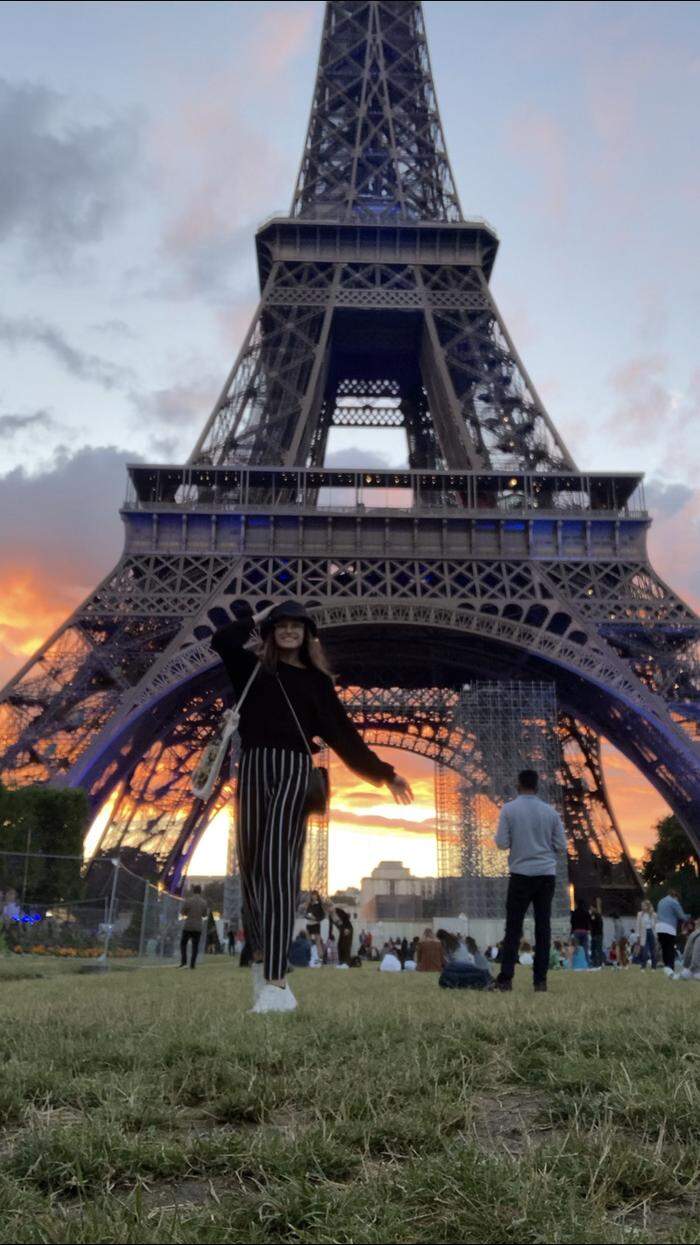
[338,927,353,966]
[180,929,201,968]
[657,931,676,971]
[497,873,557,987]
[640,928,657,967]
[590,934,603,967]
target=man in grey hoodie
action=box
[494,769,568,993]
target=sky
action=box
[1,0,699,880]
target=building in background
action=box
[360,861,438,922]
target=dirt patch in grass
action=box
[614,1192,699,1239]
[467,1089,559,1156]
[262,1105,314,1141]
[138,1176,230,1212]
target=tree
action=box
[641,815,700,915]
[0,782,90,904]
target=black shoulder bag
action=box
[275,675,330,817]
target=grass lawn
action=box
[0,958,698,1244]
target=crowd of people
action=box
[217,882,700,994]
[201,599,700,1012]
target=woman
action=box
[211,600,413,1013]
[635,899,657,969]
[611,913,629,968]
[570,897,592,967]
[328,904,353,966]
[437,930,492,990]
[589,902,604,968]
[305,889,326,964]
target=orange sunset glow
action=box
[0,577,673,883]
[186,743,668,889]
[0,573,80,687]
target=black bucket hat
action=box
[260,602,318,639]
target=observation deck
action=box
[122,465,647,562]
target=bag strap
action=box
[275,673,314,760]
[234,661,261,715]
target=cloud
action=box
[324,447,393,469]
[132,376,220,429]
[647,484,700,612]
[0,314,133,392]
[0,409,54,438]
[607,352,673,436]
[151,82,286,299]
[91,319,137,340]
[0,77,139,266]
[147,435,182,462]
[149,5,316,299]
[0,445,135,688]
[252,5,317,81]
[602,741,670,862]
[504,105,569,222]
[604,348,700,483]
[330,806,436,834]
[645,478,694,520]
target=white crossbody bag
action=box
[190,663,260,801]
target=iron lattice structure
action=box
[1,0,699,904]
[435,684,566,921]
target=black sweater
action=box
[210,614,394,787]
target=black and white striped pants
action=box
[237,746,311,982]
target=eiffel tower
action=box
[1,0,698,903]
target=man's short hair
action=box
[192,884,202,894]
[518,769,538,792]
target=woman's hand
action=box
[387,774,413,805]
[253,602,277,624]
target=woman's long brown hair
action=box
[254,626,335,678]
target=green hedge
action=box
[0,783,90,904]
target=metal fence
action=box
[0,850,185,964]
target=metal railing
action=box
[124,464,647,521]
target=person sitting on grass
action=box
[437,930,473,965]
[675,917,700,981]
[518,940,534,967]
[437,931,493,991]
[289,929,311,968]
[570,897,592,967]
[379,948,402,972]
[549,939,565,969]
[562,938,587,971]
[416,928,443,972]
[465,936,492,975]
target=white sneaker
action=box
[252,961,264,1002]
[663,966,675,978]
[250,983,297,1014]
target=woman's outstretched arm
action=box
[318,680,413,803]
